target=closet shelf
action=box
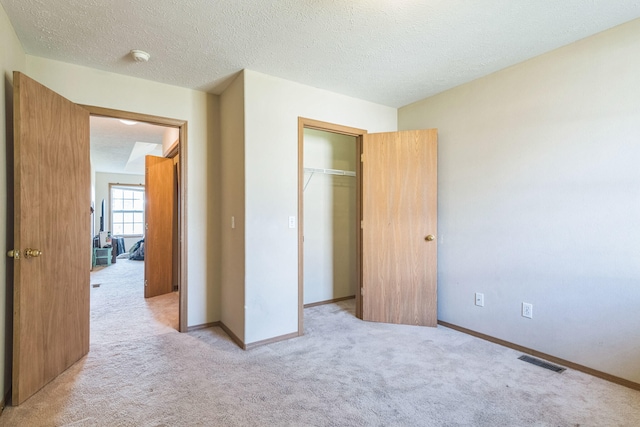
[303,167,356,191]
[303,167,356,177]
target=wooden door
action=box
[11,72,90,405]
[361,129,438,326]
[144,155,174,298]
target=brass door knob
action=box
[7,250,20,259]
[24,248,42,258]
[425,235,435,241]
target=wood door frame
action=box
[297,117,366,335]
[82,105,188,333]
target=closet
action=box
[299,122,438,328]
[303,128,357,305]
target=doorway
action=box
[302,129,357,305]
[84,105,188,332]
[298,119,439,333]
[297,118,366,334]
[9,72,190,405]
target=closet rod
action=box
[303,167,356,177]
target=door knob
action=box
[24,248,42,258]
[7,249,20,259]
[425,235,435,241]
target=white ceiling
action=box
[90,116,166,175]
[2,1,639,108]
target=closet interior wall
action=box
[303,129,357,305]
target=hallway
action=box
[90,259,179,346]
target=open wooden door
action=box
[10,72,90,405]
[361,129,438,326]
[144,155,175,298]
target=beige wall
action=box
[220,72,246,341]
[162,127,180,156]
[24,55,221,328]
[0,2,26,402]
[303,129,357,304]
[242,70,397,344]
[399,19,640,383]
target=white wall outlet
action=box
[522,302,533,319]
[475,292,484,307]
[288,216,296,229]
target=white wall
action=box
[94,172,145,251]
[242,70,397,344]
[399,19,640,383]
[0,1,26,403]
[24,55,221,327]
[303,129,357,304]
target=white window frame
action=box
[110,184,145,237]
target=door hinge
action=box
[144,280,148,287]
[360,287,364,296]
[360,220,363,229]
[360,153,364,162]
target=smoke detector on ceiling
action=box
[130,49,150,62]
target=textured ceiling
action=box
[2,1,640,107]
[90,117,166,175]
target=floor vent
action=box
[518,355,566,373]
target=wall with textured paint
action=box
[399,19,640,383]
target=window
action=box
[111,185,144,236]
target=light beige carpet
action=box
[1,260,639,426]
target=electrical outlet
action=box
[522,302,533,319]
[475,293,484,307]
[288,216,296,229]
